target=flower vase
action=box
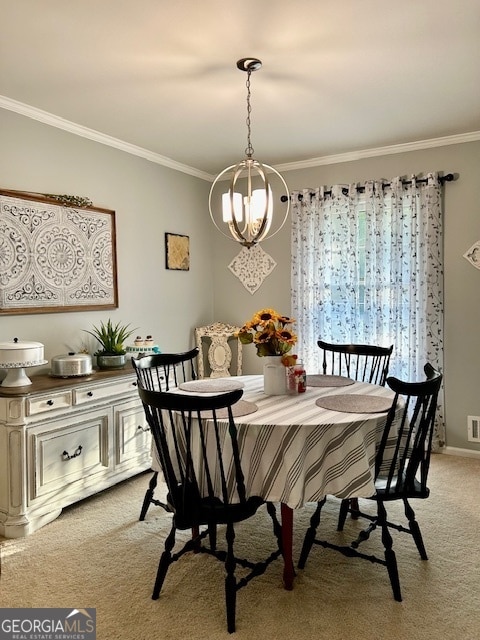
[263,355,287,395]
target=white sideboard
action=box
[0,365,151,538]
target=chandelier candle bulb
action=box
[222,192,243,222]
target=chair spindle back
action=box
[318,340,394,386]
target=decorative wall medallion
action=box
[228,244,277,294]
[463,241,480,270]
[0,189,117,314]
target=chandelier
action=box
[208,58,290,248]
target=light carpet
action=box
[0,454,479,640]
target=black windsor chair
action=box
[317,339,394,516]
[132,347,198,521]
[298,362,443,602]
[137,385,283,634]
[317,339,394,386]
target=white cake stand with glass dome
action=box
[0,339,47,387]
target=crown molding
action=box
[276,131,480,173]
[2,95,479,181]
[0,95,212,181]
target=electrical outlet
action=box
[467,416,480,442]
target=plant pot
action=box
[96,354,127,370]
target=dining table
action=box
[150,373,398,590]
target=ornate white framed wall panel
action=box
[0,189,118,315]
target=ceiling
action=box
[1,0,479,179]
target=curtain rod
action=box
[281,173,455,202]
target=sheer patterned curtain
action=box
[291,173,445,445]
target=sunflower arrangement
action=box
[236,308,297,357]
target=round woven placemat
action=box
[179,378,244,392]
[315,394,393,414]
[307,374,355,387]
[200,400,258,419]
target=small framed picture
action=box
[165,233,190,271]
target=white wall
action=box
[0,109,214,362]
[212,141,480,453]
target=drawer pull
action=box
[47,399,54,406]
[137,425,150,433]
[87,391,94,397]
[132,381,138,387]
[62,445,83,460]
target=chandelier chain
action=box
[245,69,254,158]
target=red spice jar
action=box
[295,361,307,393]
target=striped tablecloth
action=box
[150,374,397,510]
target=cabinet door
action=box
[114,399,151,468]
[28,409,111,501]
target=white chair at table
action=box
[195,322,243,378]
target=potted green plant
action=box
[84,319,137,369]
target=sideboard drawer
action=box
[26,390,73,416]
[73,377,138,406]
[29,410,110,500]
